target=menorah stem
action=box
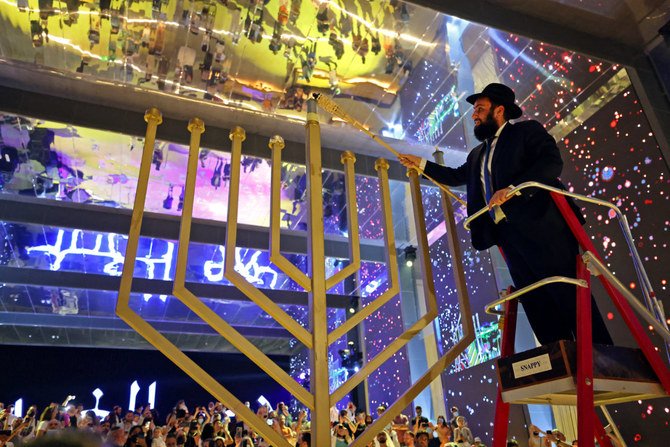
[174,118,205,286]
[324,150,361,289]
[118,107,162,312]
[305,98,330,447]
[224,126,247,276]
[269,135,312,291]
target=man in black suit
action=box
[399,83,612,346]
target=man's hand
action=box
[488,186,513,209]
[398,154,421,169]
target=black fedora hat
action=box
[466,83,523,119]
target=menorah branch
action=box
[171,123,314,410]
[268,135,312,291]
[327,157,400,345]
[224,126,313,348]
[325,150,361,290]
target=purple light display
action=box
[359,260,411,410]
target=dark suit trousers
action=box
[497,207,613,346]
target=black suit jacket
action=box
[424,120,583,250]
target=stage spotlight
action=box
[339,341,363,375]
[404,245,417,267]
[348,297,358,314]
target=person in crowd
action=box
[376,430,397,447]
[364,413,374,429]
[430,415,451,445]
[292,410,308,442]
[545,430,577,447]
[109,407,123,429]
[410,407,429,431]
[274,414,294,442]
[529,424,579,447]
[404,431,416,447]
[375,405,392,432]
[104,427,126,447]
[151,427,165,447]
[297,432,310,447]
[276,403,291,426]
[415,431,430,447]
[2,399,491,447]
[453,416,473,446]
[122,413,135,434]
[332,423,352,447]
[97,420,112,441]
[528,424,544,447]
[345,402,356,422]
[126,433,146,447]
[336,409,355,437]
[447,407,460,432]
[352,410,367,438]
[0,429,15,447]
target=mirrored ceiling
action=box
[0,0,618,152]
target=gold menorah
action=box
[116,100,474,447]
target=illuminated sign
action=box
[24,229,286,299]
[13,398,23,417]
[26,229,173,302]
[204,246,279,287]
[128,380,157,412]
[415,85,460,143]
[84,388,110,418]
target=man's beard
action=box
[473,111,499,142]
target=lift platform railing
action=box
[465,181,668,343]
[463,181,670,447]
[116,103,476,447]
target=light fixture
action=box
[339,341,363,374]
[404,245,417,267]
[348,296,358,314]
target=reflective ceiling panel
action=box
[0,0,616,151]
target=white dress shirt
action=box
[479,121,508,200]
[418,121,509,200]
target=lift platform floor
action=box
[497,340,667,405]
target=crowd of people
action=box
[326,403,485,447]
[2,399,625,447]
